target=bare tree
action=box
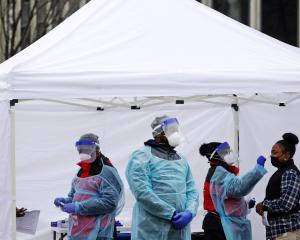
[0,0,89,62]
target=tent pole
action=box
[9,106,17,240]
[232,96,239,168]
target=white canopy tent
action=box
[1,0,300,239]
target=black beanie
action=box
[276,133,299,158]
[199,142,221,161]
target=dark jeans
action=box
[202,212,226,240]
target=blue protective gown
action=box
[65,165,125,240]
[210,164,267,240]
[126,146,199,240]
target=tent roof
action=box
[1,0,300,99]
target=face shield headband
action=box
[75,140,99,155]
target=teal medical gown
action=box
[126,146,199,240]
[65,165,125,240]
[210,164,267,240]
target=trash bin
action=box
[191,232,205,240]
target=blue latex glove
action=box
[257,155,266,167]
[248,198,256,209]
[171,210,193,229]
[54,197,66,207]
[62,203,76,213]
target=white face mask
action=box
[223,152,238,165]
[166,132,181,147]
[79,153,92,161]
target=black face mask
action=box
[271,156,288,168]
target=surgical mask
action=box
[79,153,92,161]
[223,152,238,165]
[166,132,181,147]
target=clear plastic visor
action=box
[211,141,231,160]
[161,118,179,136]
[75,140,97,155]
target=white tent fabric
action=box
[11,98,300,240]
[0,0,300,240]
[1,0,300,99]
[0,101,13,239]
[14,101,235,239]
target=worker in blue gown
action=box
[54,133,125,240]
[126,115,199,240]
[199,141,267,240]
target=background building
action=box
[1,0,299,63]
[199,0,300,47]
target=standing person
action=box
[256,133,300,240]
[54,133,124,240]
[199,141,267,240]
[126,115,199,240]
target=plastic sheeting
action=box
[14,101,235,239]
[0,101,13,240]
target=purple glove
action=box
[62,203,76,213]
[257,155,266,167]
[171,210,193,229]
[248,198,256,209]
[54,197,66,207]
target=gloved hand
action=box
[62,203,76,213]
[171,210,193,229]
[54,197,66,207]
[248,198,256,209]
[257,155,266,167]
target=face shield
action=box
[75,140,98,162]
[155,118,182,147]
[211,142,238,165]
[160,118,179,136]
